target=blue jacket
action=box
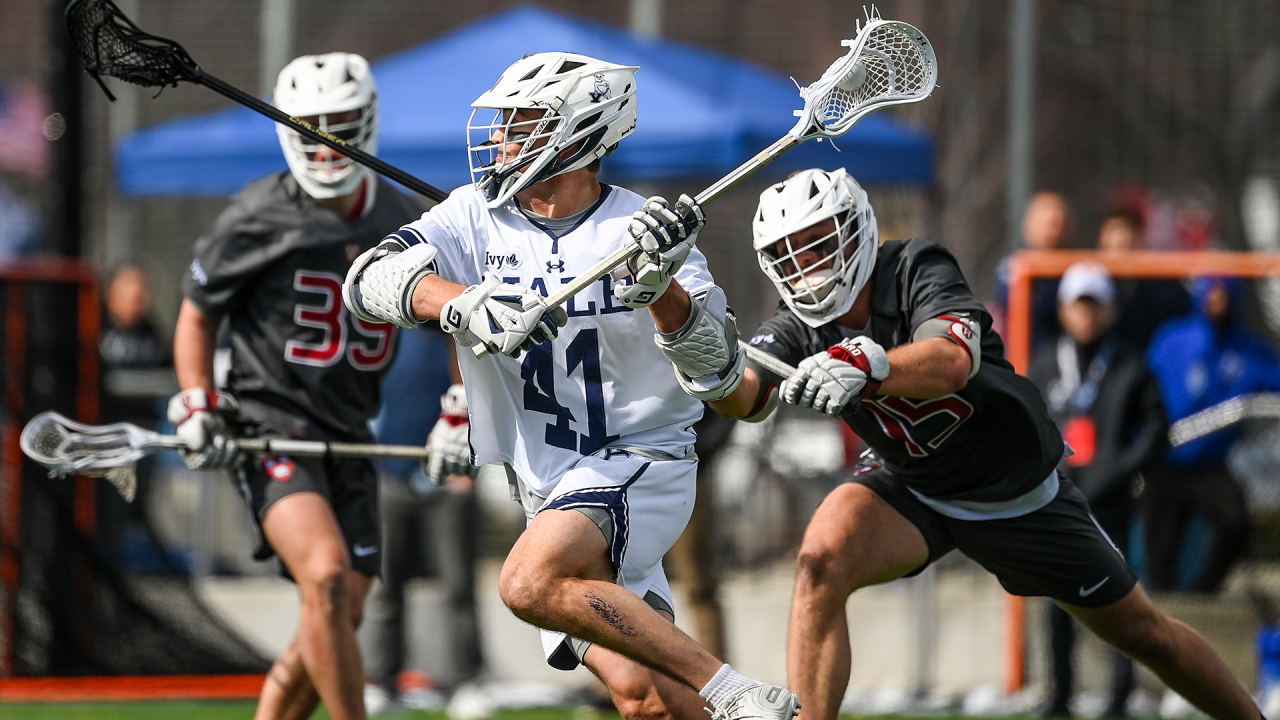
[1147,277,1280,466]
[371,326,454,482]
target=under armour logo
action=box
[588,74,611,103]
[547,257,566,273]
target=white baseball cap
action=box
[1058,261,1115,305]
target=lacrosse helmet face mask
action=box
[753,168,878,328]
[274,53,379,199]
[468,52,638,208]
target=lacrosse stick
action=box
[1168,393,1280,447]
[64,0,447,203]
[21,411,432,502]
[524,10,936,354]
[739,341,798,379]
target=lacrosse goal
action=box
[0,258,268,696]
[1004,249,1280,703]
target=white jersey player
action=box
[344,53,799,720]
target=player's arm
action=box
[878,336,972,398]
[709,366,765,418]
[781,315,980,418]
[173,298,218,392]
[344,229,566,359]
[169,297,241,470]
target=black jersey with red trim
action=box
[181,172,424,441]
[746,238,1063,503]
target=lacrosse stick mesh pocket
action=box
[810,22,935,133]
[65,0,199,90]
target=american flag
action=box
[0,83,50,178]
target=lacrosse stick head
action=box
[19,412,163,502]
[793,10,937,141]
[65,0,201,99]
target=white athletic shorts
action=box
[507,446,697,670]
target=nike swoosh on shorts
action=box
[353,544,378,557]
[1078,576,1109,597]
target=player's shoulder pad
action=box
[913,313,982,379]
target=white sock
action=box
[699,663,760,707]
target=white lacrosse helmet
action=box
[753,168,878,327]
[467,52,638,207]
[274,53,379,199]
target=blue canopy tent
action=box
[115,6,932,197]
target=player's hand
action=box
[343,240,437,328]
[440,272,568,358]
[423,384,477,485]
[166,388,243,470]
[615,194,704,308]
[781,336,889,417]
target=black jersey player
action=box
[168,53,423,720]
[703,169,1258,720]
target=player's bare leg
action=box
[500,508,724,693]
[583,618,713,720]
[256,567,373,720]
[1063,585,1258,720]
[257,643,319,720]
[786,483,929,720]
[257,492,371,720]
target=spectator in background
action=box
[994,191,1073,347]
[1145,277,1280,592]
[99,264,170,429]
[362,327,483,716]
[1096,210,1190,347]
[1030,262,1166,718]
[100,265,167,371]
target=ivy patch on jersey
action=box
[263,455,296,482]
[485,250,522,272]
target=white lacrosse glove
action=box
[166,388,243,471]
[781,336,890,417]
[343,240,439,328]
[440,272,568,358]
[423,384,477,485]
[612,194,705,309]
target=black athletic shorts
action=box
[852,469,1138,608]
[235,427,382,579]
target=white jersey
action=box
[389,185,711,496]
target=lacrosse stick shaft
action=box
[89,429,433,460]
[740,341,797,378]
[1167,392,1280,447]
[542,134,801,315]
[193,73,447,203]
[226,436,432,460]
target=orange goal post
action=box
[1002,249,1280,693]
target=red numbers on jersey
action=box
[285,271,394,370]
[863,395,974,457]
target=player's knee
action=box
[795,543,859,597]
[296,559,353,612]
[498,560,552,620]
